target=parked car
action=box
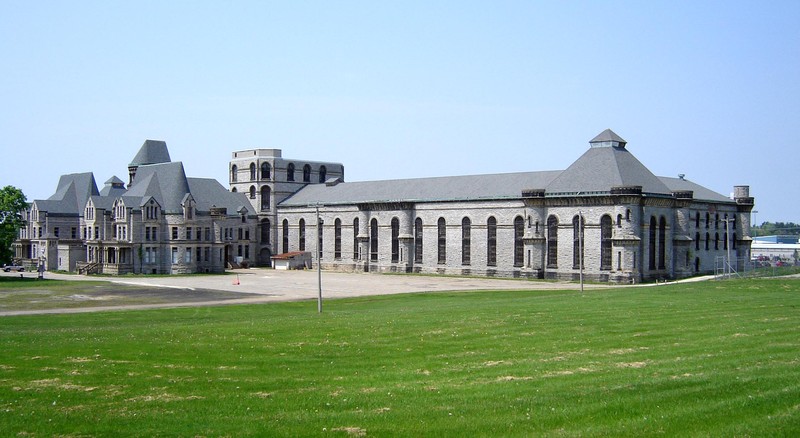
[2,264,25,272]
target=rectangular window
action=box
[54,227,59,238]
[172,227,178,240]
[71,227,77,239]
[205,227,211,241]
[185,248,192,263]
[196,247,202,263]
[187,227,192,240]
[172,247,179,264]
[245,244,250,259]
[145,226,151,241]
[204,247,210,262]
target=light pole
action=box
[579,210,584,293]
[751,210,759,237]
[314,203,322,313]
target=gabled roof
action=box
[129,140,171,167]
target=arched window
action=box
[573,215,585,269]
[303,164,311,183]
[299,219,306,251]
[260,219,270,244]
[437,218,446,264]
[695,212,700,228]
[649,216,657,269]
[261,162,271,179]
[616,214,622,228]
[287,163,295,182]
[695,232,701,250]
[732,233,737,250]
[658,217,667,269]
[353,218,359,260]
[601,215,612,270]
[487,216,497,267]
[462,217,471,265]
[319,165,327,183]
[334,219,342,259]
[715,213,720,229]
[391,218,400,263]
[715,232,719,250]
[249,163,256,181]
[261,186,270,211]
[414,218,423,263]
[705,232,710,251]
[723,232,728,250]
[370,218,378,262]
[705,212,710,229]
[249,186,256,199]
[514,216,524,267]
[231,187,237,193]
[546,216,558,268]
[231,165,238,182]
[282,220,289,254]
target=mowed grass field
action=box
[1,278,798,436]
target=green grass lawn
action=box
[1,278,798,436]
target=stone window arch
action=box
[573,215,585,269]
[414,218,423,263]
[437,218,446,264]
[353,218,360,260]
[487,216,497,267]
[261,162,271,179]
[231,187,237,193]
[231,165,238,182]
[299,219,306,251]
[303,164,311,183]
[391,217,400,263]
[546,215,558,268]
[649,216,657,269]
[260,186,271,211]
[282,219,289,253]
[249,163,256,181]
[334,218,342,259]
[287,163,295,182]
[260,219,270,244]
[462,217,471,266]
[319,165,327,183]
[658,216,667,269]
[514,216,524,267]
[370,218,378,262]
[601,215,613,270]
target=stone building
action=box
[228,148,344,266]
[271,130,754,283]
[14,140,258,274]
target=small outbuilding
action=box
[271,251,311,270]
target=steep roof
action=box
[124,162,190,213]
[544,144,673,195]
[187,178,255,215]
[99,176,127,197]
[129,140,171,167]
[35,172,99,215]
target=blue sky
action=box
[1,1,798,224]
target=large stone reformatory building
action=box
[14,141,259,274]
[14,129,754,282]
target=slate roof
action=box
[129,140,171,167]
[281,130,733,207]
[544,143,673,195]
[34,172,99,215]
[280,171,563,206]
[99,176,127,197]
[123,162,191,214]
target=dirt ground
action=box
[1,268,604,316]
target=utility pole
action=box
[315,203,322,313]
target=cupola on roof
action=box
[589,128,627,148]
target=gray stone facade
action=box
[269,130,754,283]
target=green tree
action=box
[0,185,28,264]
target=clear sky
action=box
[1,1,798,224]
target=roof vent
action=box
[678,174,686,180]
